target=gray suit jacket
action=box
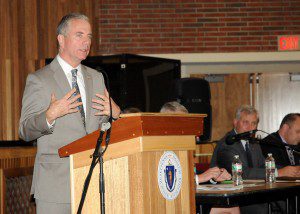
[19,57,108,203]
[210,130,266,179]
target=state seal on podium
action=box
[157,151,182,200]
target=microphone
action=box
[259,132,300,157]
[101,122,111,132]
[225,129,257,145]
[224,129,300,158]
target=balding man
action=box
[261,113,300,168]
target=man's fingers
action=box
[92,98,105,105]
[68,108,79,114]
[69,102,83,110]
[64,88,77,99]
[69,94,81,103]
[209,168,221,173]
[95,94,108,103]
[92,104,104,111]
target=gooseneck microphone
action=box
[224,129,300,158]
[225,129,258,145]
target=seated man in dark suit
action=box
[211,105,300,179]
[210,105,265,179]
[261,113,300,168]
[210,105,300,214]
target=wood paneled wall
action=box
[0,0,98,140]
[0,147,36,169]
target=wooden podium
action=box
[59,113,205,214]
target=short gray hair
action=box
[57,13,89,36]
[160,101,188,113]
[235,105,259,121]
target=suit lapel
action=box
[236,141,248,164]
[237,141,246,154]
[50,58,71,96]
[82,66,93,129]
[50,58,86,130]
[273,132,291,164]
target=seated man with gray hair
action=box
[210,105,300,213]
[211,105,300,179]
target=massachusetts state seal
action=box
[157,151,182,200]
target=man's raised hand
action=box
[46,88,83,124]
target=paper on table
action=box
[197,183,257,191]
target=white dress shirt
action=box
[57,55,86,114]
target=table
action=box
[196,180,300,214]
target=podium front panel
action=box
[70,149,195,213]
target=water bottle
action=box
[232,155,243,186]
[265,153,276,183]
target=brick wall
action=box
[98,0,300,54]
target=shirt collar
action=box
[57,54,81,74]
[234,129,247,150]
[279,134,288,145]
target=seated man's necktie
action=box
[71,69,86,128]
[286,146,295,165]
[245,141,253,168]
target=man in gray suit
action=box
[19,13,120,213]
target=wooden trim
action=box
[0,169,3,214]
[2,167,33,179]
[0,147,36,159]
[70,155,76,214]
[72,135,196,169]
[188,151,196,213]
[59,114,205,157]
[141,135,196,151]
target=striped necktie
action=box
[286,146,295,165]
[71,69,86,128]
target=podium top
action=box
[58,113,206,157]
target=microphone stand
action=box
[250,138,300,164]
[77,68,114,214]
[77,122,110,214]
[98,69,113,214]
[98,122,111,214]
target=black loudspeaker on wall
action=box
[170,78,212,143]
